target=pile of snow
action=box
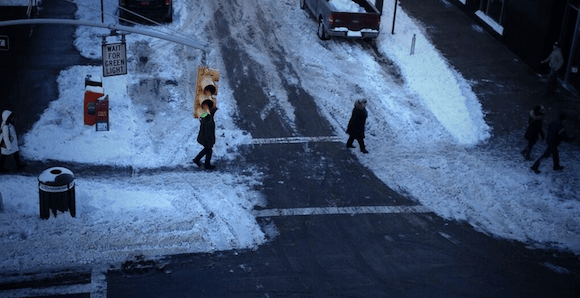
[1,0,267,272]
[329,0,367,13]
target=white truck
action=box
[300,0,383,40]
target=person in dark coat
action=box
[193,100,217,170]
[346,99,368,154]
[531,111,575,173]
[521,105,545,160]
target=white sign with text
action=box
[102,42,127,77]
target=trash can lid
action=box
[38,167,75,185]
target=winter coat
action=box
[524,109,545,142]
[197,108,216,148]
[545,120,573,147]
[543,47,564,71]
[346,104,367,139]
[1,110,19,155]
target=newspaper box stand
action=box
[95,94,109,131]
[38,167,76,219]
[84,85,105,126]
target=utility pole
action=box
[392,0,398,35]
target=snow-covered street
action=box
[1,0,579,276]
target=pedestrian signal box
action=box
[194,66,219,118]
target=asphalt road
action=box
[0,1,96,134]
[1,0,580,297]
[107,2,580,298]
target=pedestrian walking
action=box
[521,105,545,160]
[346,98,369,154]
[193,100,217,170]
[530,111,575,173]
[540,42,564,95]
[0,110,26,171]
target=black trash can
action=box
[38,167,76,219]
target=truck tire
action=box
[163,2,173,23]
[317,19,330,40]
[300,0,305,9]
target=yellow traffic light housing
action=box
[194,66,220,118]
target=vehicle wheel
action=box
[166,3,173,23]
[300,0,306,9]
[317,19,330,40]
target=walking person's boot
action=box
[530,161,541,174]
[204,150,215,170]
[521,148,531,160]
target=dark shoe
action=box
[361,149,369,154]
[521,149,531,160]
[531,166,541,174]
[193,159,201,167]
[205,164,216,170]
[346,144,355,148]
[554,165,564,171]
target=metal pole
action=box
[391,0,398,35]
[0,18,208,50]
[564,6,580,84]
[101,0,104,23]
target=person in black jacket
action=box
[346,99,369,154]
[521,105,545,160]
[193,100,217,170]
[531,111,575,173]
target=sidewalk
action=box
[399,0,580,144]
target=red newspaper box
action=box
[84,85,104,126]
[84,75,103,126]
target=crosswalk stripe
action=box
[251,136,343,145]
[252,205,431,217]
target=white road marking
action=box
[251,136,343,145]
[253,205,431,217]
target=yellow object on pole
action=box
[193,66,219,118]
